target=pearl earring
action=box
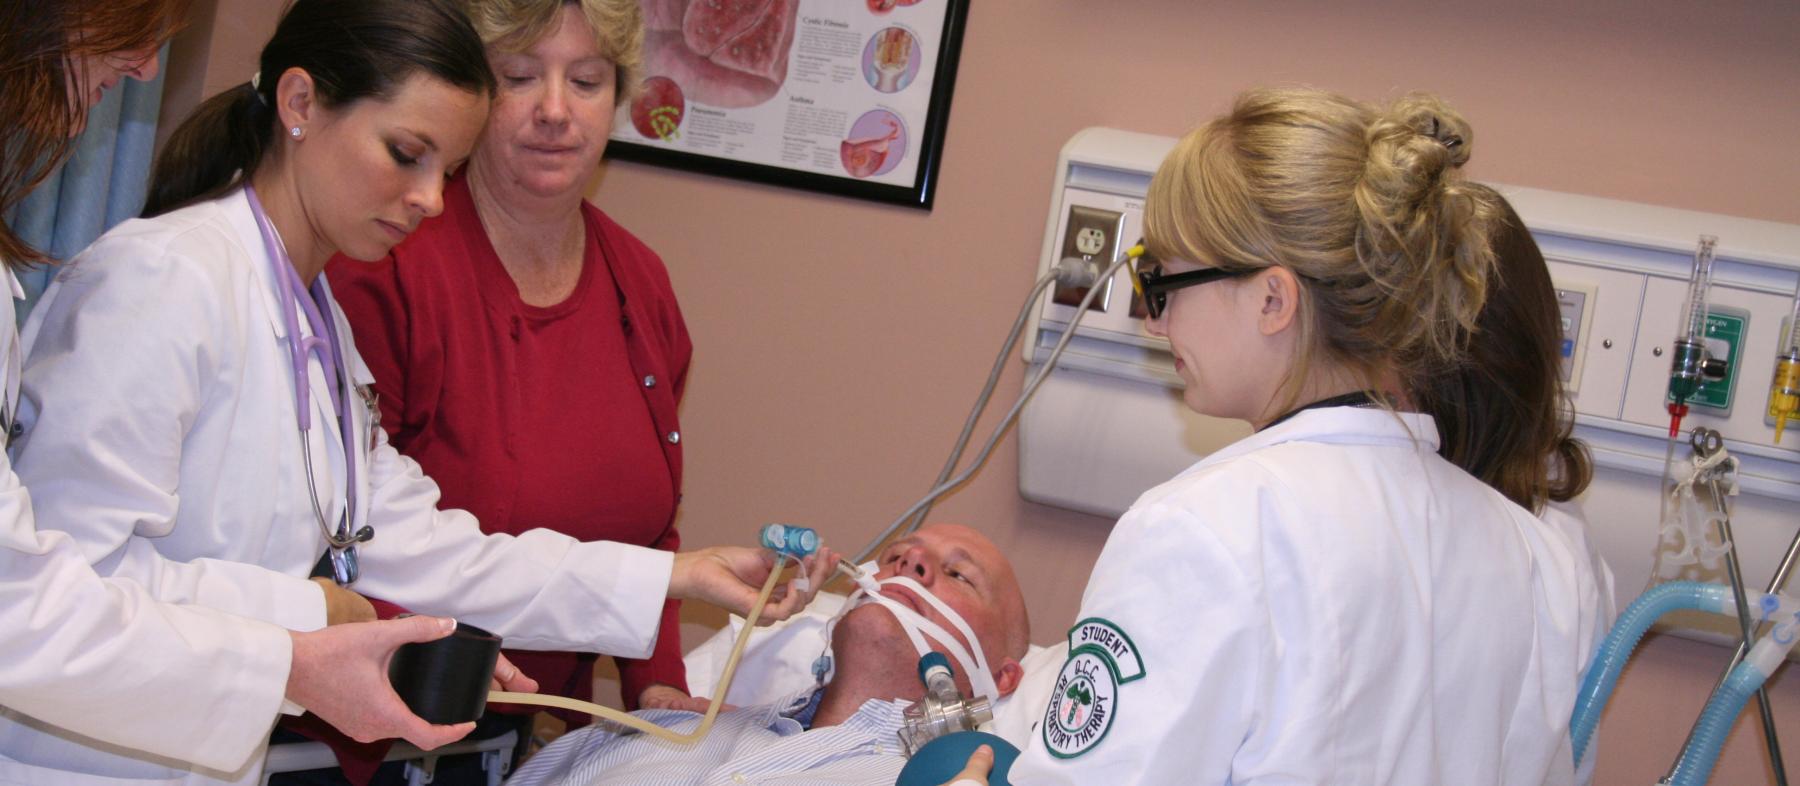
[289,127,302,139]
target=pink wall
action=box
[171,0,1800,782]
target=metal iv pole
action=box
[1659,427,1791,785]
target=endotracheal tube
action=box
[898,652,993,757]
[1666,235,1721,438]
[1768,291,1800,443]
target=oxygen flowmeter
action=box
[1768,293,1800,443]
[1666,235,1729,437]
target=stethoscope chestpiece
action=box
[388,621,502,725]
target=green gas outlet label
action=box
[1667,309,1746,412]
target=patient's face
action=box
[865,523,1026,672]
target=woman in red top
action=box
[320,0,701,781]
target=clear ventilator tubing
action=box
[487,552,794,745]
[1667,235,1720,437]
[853,252,1132,565]
[1570,581,1741,767]
[1769,292,1800,443]
[1667,616,1800,786]
[891,270,1060,546]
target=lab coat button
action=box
[643,375,656,388]
[731,775,746,784]
[666,431,680,444]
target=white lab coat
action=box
[1010,407,1606,785]
[1542,500,1617,786]
[2,189,675,785]
[0,264,295,778]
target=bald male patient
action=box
[508,524,1030,786]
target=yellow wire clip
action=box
[1125,244,1147,299]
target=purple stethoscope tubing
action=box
[245,186,368,584]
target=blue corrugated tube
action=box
[1570,581,1738,767]
[1667,659,1771,786]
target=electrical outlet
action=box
[1054,205,1123,311]
[1074,227,1107,257]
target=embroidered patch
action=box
[1042,649,1118,758]
[1067,617,1145,683]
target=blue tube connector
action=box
[918,651,952,683]
[760,523,819,558]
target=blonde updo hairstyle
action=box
[462,0,643,101]
[1144,87,1501,412]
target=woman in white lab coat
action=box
[0,0,487,772]
[1415,189,1618,784]
[983,89,1606,785]
[3,1,827,784]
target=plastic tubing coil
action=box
[1667,659,1769,785]
[1571,581,1736,766]
[1667,617,1800,786]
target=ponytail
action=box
[142,81,275,217]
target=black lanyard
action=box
[1259,390,1381,432]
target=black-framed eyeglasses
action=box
[1130,257,1256,320]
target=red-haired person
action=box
[0,0,481,775]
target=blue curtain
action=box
[2,44,169,324]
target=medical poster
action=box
[607,0,970,210]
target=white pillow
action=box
[683,592,848,708]
[988,641,1067,748]
[681,592,1067,750]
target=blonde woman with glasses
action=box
[960,89,1605,785]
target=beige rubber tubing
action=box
[486,554,791,745]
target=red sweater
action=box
[326,174,691,714]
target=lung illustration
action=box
[644,0,799,109]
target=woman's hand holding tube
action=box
[489,653,539,694]
[668,545,836,623]
[311,577,377,625]
[488,546,834,744]
[286,616,475,750]
[639,684,726,713]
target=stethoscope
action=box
[246,186,373,586]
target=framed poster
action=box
[609,0,970,210]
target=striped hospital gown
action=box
[506,690,907,785]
